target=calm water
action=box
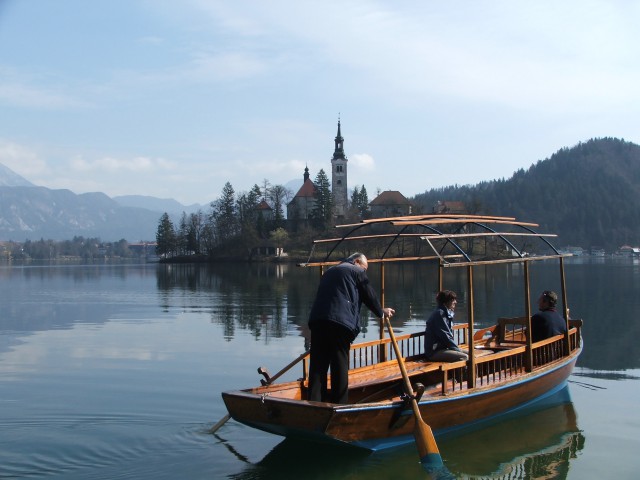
[1,257,639,479]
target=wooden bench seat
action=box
[349,348,496,390]
[348,357,445,390]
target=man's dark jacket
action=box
[308,260,385,341]
[531,309,567,342]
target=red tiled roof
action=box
[256,200,272,210]
[369,190,410,205]
[294,179,317,198]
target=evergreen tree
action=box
[311,169,332,230]
[177,212,189,255]
[212,182,238,244]
[156,212,177,257]
[350,184,369,218]
[237,184,262,231]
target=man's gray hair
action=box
[346,252,366,263]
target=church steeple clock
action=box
[331,118,348,219]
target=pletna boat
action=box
[221,214,583,457]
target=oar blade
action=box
[209,413,231,434]
[414,417,443,466]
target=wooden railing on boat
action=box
[296,319,582,400]
[288,318,582,402]
[345,323,470,370]
[439,322,581,395]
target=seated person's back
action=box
[531,290,567,342]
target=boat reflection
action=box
[440,399,583,478]
[229,388,583,480]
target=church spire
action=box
[333,118,345,160]
[330,116,348,219]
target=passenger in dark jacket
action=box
[308,252,395,404]
[424,290,469,362]
[531,290,567,342]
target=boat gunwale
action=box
[222,330,581,410]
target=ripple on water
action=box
[0,412,214,479]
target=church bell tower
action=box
[331,119,348,219]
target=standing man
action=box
[531,290,567,342]
[307,252,395,404]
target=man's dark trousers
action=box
[308,322,352,404]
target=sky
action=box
[0,1,639,207]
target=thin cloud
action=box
[183,1,640,111]
[70,155,176,174]
[0,81,88,109]
[350,153,375,171]
[0,140,49,177]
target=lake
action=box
[1,257,639,479]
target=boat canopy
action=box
[299,214,571,269]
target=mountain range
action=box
[1,137,639,246]
[0,166,203,242]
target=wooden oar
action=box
[257,351,309,385]
[384,316,443,467]
[209,351,310,434]
[208,413,231,434]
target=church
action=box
[286,120,414,224]
[287,120,349,223]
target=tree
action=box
[111,239,131,257]
[269,227,289,256]
[237,184,262,233]
[211,182,238,244]
[156,212,177,257]
[187,211,204,254]
[350,184,369,219]
[268,184,291,229]
[177,212,189,255]
[311,169,332,230]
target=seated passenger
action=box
[531,290,567,342]
[424,290,469,362]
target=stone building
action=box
[256,200,274,221]
[286,166,317,223]
[369,191,412,218]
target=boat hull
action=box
[222,352,578,451]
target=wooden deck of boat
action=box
[346,348,497,403]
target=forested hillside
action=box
[412,138,640,251]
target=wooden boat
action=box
[221,214,583,456]
[236,387,582,479]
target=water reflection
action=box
[152,258,640,371]
[2,257,639,371]
[0,263,161,355]
[226,389,583,480]
[440,399,583,478]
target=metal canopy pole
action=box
[524,261,533,372]
[380,262,387,361]
[466,265,476,389]
[559,257,571,355]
